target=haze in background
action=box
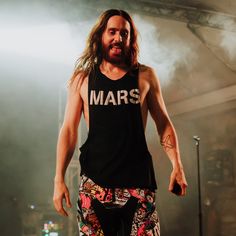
[1,1,235,236]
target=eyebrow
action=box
[107,27,117,31]
[107,27,129,32]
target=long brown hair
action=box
[68,9,139,86]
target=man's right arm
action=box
[53,74,84,216]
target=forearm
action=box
[159,121,188,195]
[54,126,78,182]
[159,122,183,170]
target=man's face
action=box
[101,15,131,65]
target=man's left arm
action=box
[145,67,188,196]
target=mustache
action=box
[109,42,124,49]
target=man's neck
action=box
[99,60,129,80]
[100,60,129,74]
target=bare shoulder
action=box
[67,71,88,96]
[139,64,160,89]
[139,63,153,74]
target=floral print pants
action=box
[77,175,160,236]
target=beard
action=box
[101,42,130,65]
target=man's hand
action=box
[168,167,188,196]
[53,180,72,216]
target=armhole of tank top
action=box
[87,73,91,133]
[87,71,92,139]
[137,65,149,151]
[87,67,97,136]
[136,65,140,84]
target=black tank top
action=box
[79,65,157,190]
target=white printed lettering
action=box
[90,90,104,105]
[118,90,128,104]
[129,89,140,104]
[90,89,140,106]
[104,91,117,105]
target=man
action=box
[53,9,187,235]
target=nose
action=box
[114,33,122,42]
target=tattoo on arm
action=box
[160,134,174,152]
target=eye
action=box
[109,29,116,35]
[121,30,129,38]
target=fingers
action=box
[53,182,72,216]
[168,174,177,193]
[169,179,188,196]
[175,182,187,196]
[169,169,188,196]
[180,178,188,196]
[53,194,69,217]
[58,206,68,217]
[65,191,72,208]
[180,183,187,196]
[168,182,174,192]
